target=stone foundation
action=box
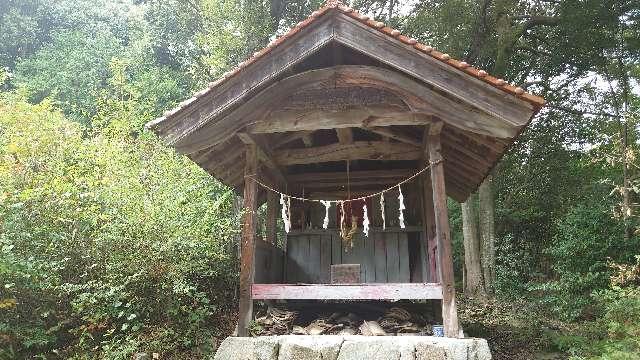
[214,335,492,360]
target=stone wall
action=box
[214,335,492,360]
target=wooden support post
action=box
[266,192,278,245]
[426,122,460,338]
[238,144,258,337]
[422,175,438,283]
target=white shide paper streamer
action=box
[398,185,406,229]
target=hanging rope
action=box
[246,160,441,204]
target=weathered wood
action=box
[422,175,438,283]
[237,132,287,185]
[266,192,278,245]
[364,127,422,146]
[363,234,376,283]
[427,125,460,338]
[280,86,407,111]
[291,178,400,189]
[288,169,412,183]
[252,283,444,300]
[302,133,314,147]
[336,128,354,144]
[320,234,332,283]
[309,235,322,283]
[152,16,335,147]
[331,264,361,284]
[374,232,387,283]
[331,233,342,265]
[271,130,314,149]
[385,232,400,282]
[398,233,410,283]
[252,106,433,134]
[274,141,421,165]
[238,144,258,337]
[334,15,534,126]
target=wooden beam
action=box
[237,132,287,185]
[334,15,534,123]
[238,144,258,337]
[302,134,314,147]
[422,177,438,283]
[148,15,334,146]
[291,178,400,189]
[274,141,421,165]
[171,65,526,154]
[252,106,433,134]
[252,283,443,300]
[288,169,413,183]
[427,129,460,338]
[271,131,314,149]
[336,128,354,144]
[365,127,421,146]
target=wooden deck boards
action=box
[252,283,443,300]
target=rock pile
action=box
[252,306,434,336]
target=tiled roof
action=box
[147,0,544,130]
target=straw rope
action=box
[245,159,442,203]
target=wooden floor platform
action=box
[252,283,443,300]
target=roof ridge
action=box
[148,1,544,130]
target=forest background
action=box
[1,0,640,359]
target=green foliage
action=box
[549,259,640,359]
[539,201,640,320]
[14,30,124,123]
[0,95,239,358]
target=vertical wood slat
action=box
[374,231,388,283]
[285,236,294,282]
[363,234,376,283]
[331,232,342,265]
[386,232,400,282]
[238,144,258,337]
[428,123,460,338]
[299,235,311,283]
[309,235,321,283]
[320,234,332,283]
[398,233,410,283]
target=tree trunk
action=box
[461,193,484,297]
[478,176,496,295]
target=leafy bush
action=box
[0,96,240,358]
[550,257,640,359]
[541,201,639,320]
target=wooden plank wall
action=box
[285,229,425,284]
[255,240,285,284]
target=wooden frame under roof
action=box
[148,0,544,339]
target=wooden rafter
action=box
[274,141,421,165]
[237,132,287,185]
[336,128,354,144]
[364,126,421,146]
[271,130,314,149]
[251,106,433,134]
[287,169,413,182]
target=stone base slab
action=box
[214,335,492,360]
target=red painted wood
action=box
[252,283,443,300]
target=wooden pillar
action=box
[422,175,438,283]
[266,192,278,244]
[426,122,460,338]
[238,144,258,336]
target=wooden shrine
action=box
[147,0,544,338]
